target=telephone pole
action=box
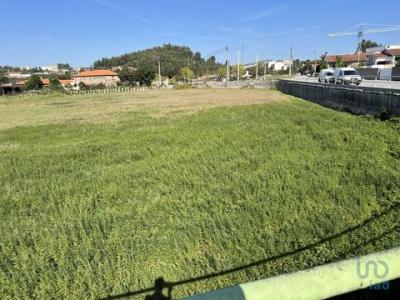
[256,54,259,80]
[313,51,317,75]
[237,48,240,82]
[264,60,267,80]
[157,56,162,86]
[226,46,230,83]
[289,47,293,76]
[242,45,245,65]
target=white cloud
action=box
[89,0,149,23]
[218,26,234,33]
[243,5,287,21]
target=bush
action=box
[78,82,87,90]
[49,76,62,91]
[176,83,194,90]
[25,75,43,90]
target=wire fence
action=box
[0,85,173,98]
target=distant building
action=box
[268,60,291,71]
[244,60,291,72]
[71,70,120,87]
[7,73,31,79]
[325,45,400,68]
[325,53,368,68]
[365,45,400,68]
[41,78,50,87]
[60,79,73,88]
[41,66,59,73]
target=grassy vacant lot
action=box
[0,89,399,299]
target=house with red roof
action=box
[71,70,120,87]
[325,53,368,68]
[325,45,400,69]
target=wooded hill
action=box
[93,44,221,78]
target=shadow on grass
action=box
[99,202,400,300]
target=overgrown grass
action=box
[0,90,399,299]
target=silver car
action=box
[331,68,362,85]
[318,69,334,83]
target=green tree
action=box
[78,82,87,90]
[48,75,62,90]
[335,56,344,68]
[231,65,246,80]
[134,61,156,86]
[0,71,9,84]
[93,44,221,79]
[205,56,220,74]
[319,63,328,70]
[361,40,380,53]
[217,66,227,79]
[180,67,194,82]
[57,63,71,70]
[25,75,43,90]
[118,67,137,85]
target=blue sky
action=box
[2,0,400,67]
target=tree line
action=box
[93,44,221,84]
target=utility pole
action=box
[237,48,240,82]
[226,46,230,83]
[264,60,267,80]
[242,45,245,65]
[157,56,162,86]
[264,37,268,80]
[256,54,259,80]
[313,51,317,75]
[289,47,293,76]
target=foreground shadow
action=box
[99,202,400,300]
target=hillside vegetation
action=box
[93,44,221,78]
[0,90,399,299]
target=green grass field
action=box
[0,89,399,299]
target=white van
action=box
[332,68,362,85]
[318,69,334,83]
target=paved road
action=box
[292,76,400,90]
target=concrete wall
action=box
[392,67,400,81]
[276,80,400,117]
[203,80,278,89]
[355,68,379,80]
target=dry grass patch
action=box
[0,89,287,131]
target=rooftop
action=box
[76,70,118,77]
[326,53,368,63]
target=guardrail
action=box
[184,247,400,300]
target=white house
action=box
[267,60,291,71]
[366,45,400,68]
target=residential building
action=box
[71,70,120,87]
[59,79,73,88]
[268,60,291,71]
[325,45,400,68]
[41,66,59,73]
[365,45,400,68]
[325,53,368,68]
[7,73,31,79]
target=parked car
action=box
[331,68,362,85]
[318,69,334,83]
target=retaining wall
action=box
[276,80,400,117]
[204,80,278,89]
